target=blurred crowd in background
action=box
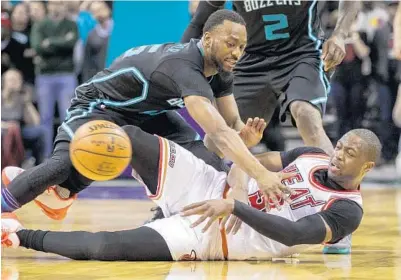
[1,1,401,176]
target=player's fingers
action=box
[232,218,243,235]
[246,118,253,127]
[321,41,329,59]
[256,119,266,132]
[323,45,335,70]
[252,117,260,128]
[334,48,345,66]
[202,214,218,232]
[264,191,274,211]
[191,208,213,228]
[181,201,206,212]
[181,203,209,217]
[271,189,282,210]
[225,215,237,234]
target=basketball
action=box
[70,120,132,181]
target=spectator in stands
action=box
[30,1,78,157]
[28,1,46,24]
[11,3,30,37]
[1,12,32,83]
[64,1,97,82]
[10,3,35,85]
[1,69,46,168]
[81,1,113,82]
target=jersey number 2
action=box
[262,14,290,41]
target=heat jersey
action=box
[227,153,363,260]
[142,140,362,261]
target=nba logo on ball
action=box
[70,120,132,181]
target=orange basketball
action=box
[70,120,132,181]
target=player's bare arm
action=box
[255,152,283,172]
[205,95,266,154]
[322,0,361,71]
[215,94,245,131]
[394,1,401,59]
[184,95,291,209]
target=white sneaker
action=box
[1,213,23,248]
[1,166,24,186]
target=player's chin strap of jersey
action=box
[232,200,329,246]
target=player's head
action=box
[328,129,382,189]
[201,10,247,72]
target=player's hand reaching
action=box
[181,199,235,233]
[220,188,248,235]
[256,171,295,211]
[239,117,267,148]
[321,34,346,71]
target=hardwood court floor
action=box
[1,187,401,280]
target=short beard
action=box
[210,53,227,73]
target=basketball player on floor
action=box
[2,128,380,260]
[1,10,292,222]
[181,0,361,254]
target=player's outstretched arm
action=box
[181,0,226,43]
[184,95,291,209]
[182,199,362,246]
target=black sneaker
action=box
[143,206,165,224]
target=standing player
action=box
[181,0,361,254]
[1,10,291,222]
[182,0,360,155]
[2,128,380,260]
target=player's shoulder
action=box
[298,147,330,159]
[291,147,329,160]
[157,39,204,70]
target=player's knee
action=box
[86,233,110,260]
[290,101,322,129]
[122,125,143,142]
[51,144,73,171]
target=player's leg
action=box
[122,125,228,217]
[233,52,281,125]
[1,141,78,216]
[137,112,229,222]
[2,213,173,261]
[280,59,334,155]
[1,108,116,219]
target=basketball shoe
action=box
[1,166,77,220]
[1,212,23,248]
[322,234,352,254]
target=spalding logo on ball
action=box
[70,120,132,181]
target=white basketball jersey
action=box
[227,153,363,260]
